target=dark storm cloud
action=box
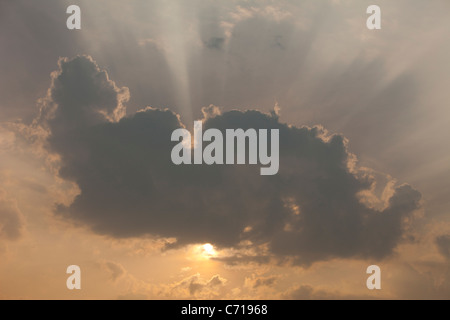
[37,56,421,265]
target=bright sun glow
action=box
[202,243,216,257]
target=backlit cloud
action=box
[32,55,422,266]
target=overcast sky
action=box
[1,0,449,299]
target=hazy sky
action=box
[0,0,449,299]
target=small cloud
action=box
[204,37,225,50]
[138,38,165,51]
[245,275,278,289]
[0,189,25,241]
[436,235,450,260]
[101,261,126,282]
[170,273,227,298]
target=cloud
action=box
[103,263,227,299]
[35,55,421,266]
[245,275,278,289]
[436,235,450,260]
[282,284,371,300]
[282,284,322,300]
[102,261,126,282]
[0,189,25,241]
[170,274,227,298]
[390,262,450,300]
[204,37,225,50]
[0,126,16,151]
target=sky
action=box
[0,0,449,299]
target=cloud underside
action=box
[37,56,421,265]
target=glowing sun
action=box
[202,243,217,257]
